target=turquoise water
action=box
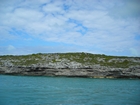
[0,75,140,105]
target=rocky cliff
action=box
[0,52,140,78]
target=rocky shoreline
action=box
[0,53,140,78]
[0,65,140,78]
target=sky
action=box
[0,0,140,56]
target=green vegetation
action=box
[0,52,140,68]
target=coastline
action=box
[0,53,140,78]
[0,66,140,79]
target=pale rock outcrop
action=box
[0,53,140,78]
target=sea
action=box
[0,75,140,105]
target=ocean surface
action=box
[0,75,140,105]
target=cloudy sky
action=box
[0,0,140,56]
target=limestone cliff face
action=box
[0,53,140,78]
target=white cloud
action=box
[0,45,92,55]
[108,0,140,18]
[0,0,140,56]
[14,8,44,21]
[42,3,63,13]
[129,48,140,56]
[7,45,16,51]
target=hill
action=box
[0,52,140,78]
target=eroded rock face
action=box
[0,53,140,78]
[0,65,140,78]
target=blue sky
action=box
[0,0,140,56]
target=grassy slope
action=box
[0,52,140,68]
